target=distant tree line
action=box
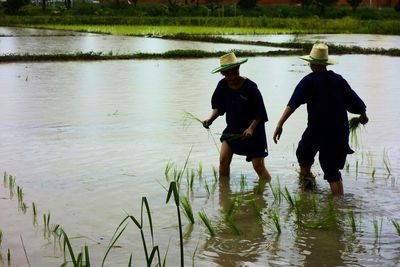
[1,0,399,16]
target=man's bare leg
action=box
[329,180,344,196]
[252,157,271,182]
[219,141,233,179]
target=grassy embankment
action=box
[1,16,400,62]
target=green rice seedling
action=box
[20,235,30,267]
[356,160,359,177]
[165,161,174,180]
[345,161,350,174]
[391,219,400,235]
[204,179,210,197]
[250,199,263,221]
[212,166,218,183]
[7,248,10,265]
[269,177,282,204]
[348,210,357,233]
[189,169,195,190]
[349,117,361,148]
[382,149,392,175]
[180,196,195,224]
[224,214,240,235]
[282,187,295,208]
[0,229,2,247]
[3,171,7,187]
[373,217,379,239]
[198,209,216,237]
[166,181,184,267]
[183,111,203,125]
[240,174,247,192]
[101,219,129,267]
[32,202,37,216]
[293,197,302,225]
[268,209,282,234]
[197,162,203,180]
[371,168,376,179]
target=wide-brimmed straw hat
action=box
[211,52,248,74]
[300,43,336,65]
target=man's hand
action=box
[243,127,254,139]
[273,126,283,144]
[203,120,212,129]
[359,113,369,125]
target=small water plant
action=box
[0,229,3,247]
[269,177,282,204]
[282,187,295,208]
[20,235,30,267]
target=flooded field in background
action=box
[0,27,399,266]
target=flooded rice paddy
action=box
[0,27,399,266]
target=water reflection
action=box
[202,178,269,266]
[0,27,284,55]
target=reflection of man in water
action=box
[202,178,269,266]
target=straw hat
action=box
[211,52,248,74]
[300,43,336,65]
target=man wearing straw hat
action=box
[273,43,369,196]
[203,52,272,182]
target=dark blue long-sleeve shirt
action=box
[288,70,366,153]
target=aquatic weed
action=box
[198,209,215,237]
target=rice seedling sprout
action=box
[269,177,282,204]
[212,166,218,183]
[7,248,11,265]
[180,196,195,224]
[268,209,282,234]
[32,202,37,216]
[0,229,2,247]
[3,171,7,187]
[282,187,295,208]
[197,162,203,180]
[348,210,357,233]
[382,149,392,175]
[224,214,240,235]
[198,209,216,237]
[391,219,400,235]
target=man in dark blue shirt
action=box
[203,52,271,182]
[273,43,368,196]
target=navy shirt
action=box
[288,70,366,153]
[211,78,268,158]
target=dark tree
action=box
[4,0,30,12]
[347,0,363,12]
[237,0,257,9]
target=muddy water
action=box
[0,28,399,267]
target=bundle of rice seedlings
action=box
[349,117,361,148]
[183,111,202,125]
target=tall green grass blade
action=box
[224,214,240,235]
[268,209,282,234]
[166,181,184,267]
[282,187,295,207]
[128,254,133,267]
[101,217,129,267]
[61,229,78,267]
[20,235,30,267]
[84,245,90,267]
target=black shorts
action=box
[224,138,268,162]
[296,140,347,183]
